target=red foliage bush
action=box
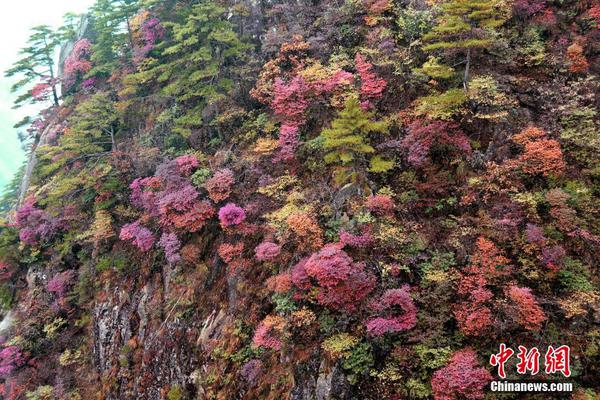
[506,285,546,330]
[431,348,492,400]
[218,242,244,263]
[255,241,281,261]
[512,126,565,176]
[366,285,417,336]
[566,42,589,73]
[293,244,376,311]
[355,53,387,109]
[252,315,286,351]
[205,168,235,202]
[402,119,471,168]
[218,203,246,227]
[365,194,395,215]
[119,220,155,252]
[174,154,199,176]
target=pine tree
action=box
[5,25,61,108]
[423,0,506,88]
[65,92,120,156]
[321,97,387,166]
[125,1,251,137]
[90,0,141,74]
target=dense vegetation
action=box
[0,0,598,398]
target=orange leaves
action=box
[566,42,589,73]
[512,126,565,177]
[286,213,324,250]
[506,285,546,331]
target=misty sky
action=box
[0,0,95,192]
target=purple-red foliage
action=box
[63,39,92,88]
[134,17,165,61]
[272,76,310,125]
[240,359,263,384]
[366,285,417,336]
[119,220,155,252]
[291,258,312,290]
[365,194,395,216]
[15,198,60,245]
[339,227,373,248]
[0,346,24,377]
[355,53,387,109]
[174,154,199,176]
[128,159,217,232]
[129,177,161,216]
[274,124,300,162]
[541,245,566,271]
[255,241,281,261]
[513,0,546,17]
[47,270,76,298]
[158,232,181,263]
[525,223,546,245]
[431,348,492,400]
[218,203,246,227]
[294,244,376,311]
[402,119,471,167]
[205,168,235,202]
[252,316,285,351]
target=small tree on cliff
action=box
[320,97,389,184]
[423,0,506,89]
[5,25,61,108]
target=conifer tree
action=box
[5,25,61,108]
[65,92,120,156]
[126,1,251,137]
[423,0,505,88]
[90,0,141,74]
[320,97,389,183]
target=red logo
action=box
[490,344,570,378]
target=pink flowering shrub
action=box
[63,39,93,89]
[402,119,471,168]
[525,223,546,245]
[0,346,24,377]
[205,169,235,202]
[431,348,492,400]
[366,285,417,336]
[119,221,155,252]
[355,53,386,109]
[255,241,281,261]
[158,232,181,263]
[174,154,199,176]
[293,244,376,311]
[218,203,246,227]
